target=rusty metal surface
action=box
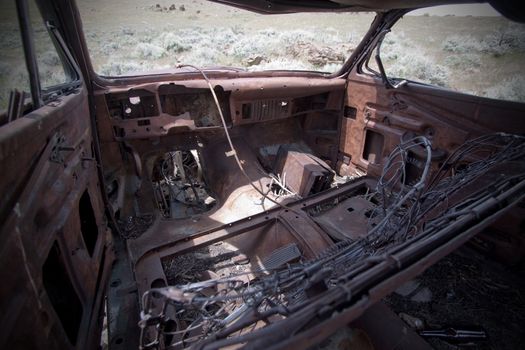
[134,133,525,350]
[91,78,346,217]
[313,196,380,240]
[128,133,525,350]
[254,178,525,350]
[57,5,525,349]
[0,87,113,349]
[3,1,524,350]
[90,66,525,350]
[99,78,345,142]
[338,71,525,178]
[94,78,525,350]
[121,109,350,262]
[131,179,373,299]
[112,112,206,140]
[273,145,333,197]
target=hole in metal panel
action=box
[129,96,141,105]
[344,105,357,119]
[241,103,251,119]
[151,278,167,289]
[362,130,384,164]
[43,242,83,344]
[79,190,99,256]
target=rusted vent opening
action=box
[43,242,83,344]
[362,130,384,164]
[242,99,291,121]
[344,105,357,119]
[79,190,99,256]
[106,89,159,119]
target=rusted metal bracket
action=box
[49,134,76,164]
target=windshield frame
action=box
[73,2,382,85]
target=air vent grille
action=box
[246,99,290,121]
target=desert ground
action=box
[1,0,525,110]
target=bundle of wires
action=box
[140,133,525,349]
[139,64,525,350]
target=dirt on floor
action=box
[162,241,253,286]
[385,246,525,350]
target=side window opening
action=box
[0,0,79,125]
[28,0,77,96]
[0,0,31,118]
[30,23,68,89]
[363,4,525,103]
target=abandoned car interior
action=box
[1,0,525,349]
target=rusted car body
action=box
[0,0,524,349]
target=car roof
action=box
[209,0,483,14]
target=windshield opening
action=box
[77,0,374,76]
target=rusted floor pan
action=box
[128,133,525,350]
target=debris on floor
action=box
[117,214,154,239]
[162,242,252,286]
[385,248,525,349]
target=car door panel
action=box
[0,37,111,350]
[339,73,525,178]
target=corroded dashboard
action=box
[97,77,345,140]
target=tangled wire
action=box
[139,133,525,349]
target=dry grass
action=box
[1,1,525,110]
